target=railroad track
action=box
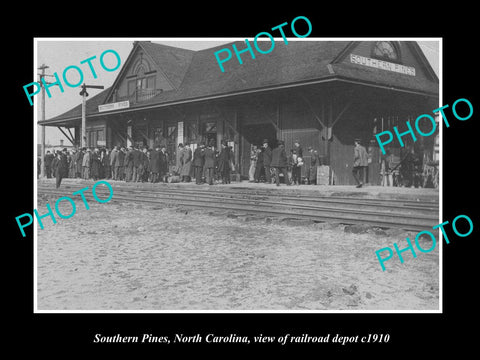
[37,181,439,232]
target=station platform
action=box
[37,177,439,203]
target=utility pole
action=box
[79,83,104,148]
[37,64,55,178]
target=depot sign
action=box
[350,54,416,76]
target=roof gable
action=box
[331,41,438,93]
[104,41,195,104]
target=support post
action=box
[234,109,239,173]
[81,91,87,148]
[40,84,46,178]
[327,98,333,165]
[38,64,47,178]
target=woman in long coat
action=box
[180,143,192,182]
[82,149,91,179]
[217,141,233,184]
[142,148,151,182]
[75,149,84,178]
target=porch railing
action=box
[117,88,163,104]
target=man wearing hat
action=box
[353,138,368,188]
[150,145,161,183]
[159,145,169,182]
[307,147,320,185]
[110,146,119,180]
[193,143,205,184]
[124,145,134,182]
[132,145,143,182]
[68,149,76,178]
[180,143,193,182]
[204,143,216,185]
[74,148,84,179]
[55,148,69,188]
[262,139,272,184]
[271,140,290,186]
[44,150,54,178]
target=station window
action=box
[203,122,217,134]
[167,126,177,140]
[128,79,136,96]
[187,122,198,142]
[147,76,156,89]
[372,41,400,62]
[137,77,147,89]
[97,129,104,142]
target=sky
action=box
[35,39,440,147]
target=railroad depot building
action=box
[39,40,439,185]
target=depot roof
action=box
[40,40,439,126]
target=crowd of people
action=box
[40,140,236,188]
[39,138,403,189]
[248,139,322,186]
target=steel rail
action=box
[37,186,438,231]
[50,181,439,208]
[107,186,439,212]
[83,186,438,219]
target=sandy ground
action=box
[36,184,439,311]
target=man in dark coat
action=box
[204,144,216,185]
[44,150,54,178]
[75,148,84,178]
[400,146,421,188]
[124,146,134,182]
[132,145,143,182]
[140,147,150,182]
[90,148,101,180]
[150,145,161,183]
[262,140,272,184]
[352,138,368,188]
[217,140,233,184]
[271,140,290,186]
[55,149,69,188]
[118,147,126,180]
[307,147,320,185]
[51,152,59,179]
[192,143,205,185]
[159,145,169,182]
[99,148,109,179]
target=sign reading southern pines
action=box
[98,100,130,113]
[350,54,416,76]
